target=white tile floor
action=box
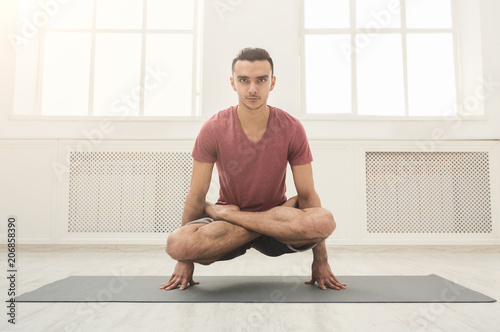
[1,245,499,332]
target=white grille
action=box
[68,151,192,233]
[365,152,492,234]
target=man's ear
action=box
[230,76,237,91]
[270,75,276,91]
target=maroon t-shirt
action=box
[192,105,313,212]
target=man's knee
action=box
[165,229,183,260]
[166,227,198,261]
[165,221,242,262]
[166,234,217,265]
[303,208,336,240]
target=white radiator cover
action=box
[57,141,499,245]
[365,152,492,234]
[68,151,192,233]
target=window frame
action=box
[298,0,478,121]
[29,0,203,120]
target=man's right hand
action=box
[204,201,240,220]
[160,261,199,291]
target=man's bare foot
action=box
[282,196,299,208]
[204,201,240,220]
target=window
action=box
[302,0,460,117]
[16,0,201,117]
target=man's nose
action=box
[248,82,257,94]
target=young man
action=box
[161,48,346,291]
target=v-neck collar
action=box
[234,105,273,146]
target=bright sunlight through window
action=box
[303,0,457,117]
[36,0,199,117]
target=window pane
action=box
[304,0,350,29]
[356,0,401,29]
[46,0,94,29]
[93,34,142,116]
[407,34,456,116]
[305,35,351,114]
[96,0,143,29]
[41,32,91,116]
[357,34,404,116]
[144,35,193,116]
[405,0,452,29]
[147,0,194,30]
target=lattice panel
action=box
[68,151,192,233]
[365,152,492,234]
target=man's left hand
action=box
[306,259,346,290]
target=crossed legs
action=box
[166,220,260,264]
[166,197,336,265]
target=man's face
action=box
[230,60,276,111]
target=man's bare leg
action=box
[166,198,300,264]
[162,197,343,291]
[199,200,345,291]
[162,200,304,291]
[204,201,336,248]
[161,217,262,291]
[166,217,261,264]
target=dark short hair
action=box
[231,48,274,76]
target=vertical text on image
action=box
[6,216,18,324]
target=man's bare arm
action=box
[291,163,346,290]
[290,163,321,207]
[161,159,214,291]
[181,160,215,225]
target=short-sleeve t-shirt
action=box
[192,105,313,212]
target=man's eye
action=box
[240,79,248,83]
[259,79,267,83]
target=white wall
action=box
[0,0,499,245]
[201,0,300,117]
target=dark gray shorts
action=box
[186,217,318,261]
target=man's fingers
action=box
[179,280,188,291]
[179,278,199,290]
[306,277,345,290]
[160,283,174,290]
[160,280,175,290]
[323,275,344,290]
[307,278,329,290]
[332,276,347,288]
[325,279,341,290]
[161,277,200,291]
[160,278,181,291]
[164,281,180,291]
[317,278,339,290]
[305,278,315,285]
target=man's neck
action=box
[237,103,270,128]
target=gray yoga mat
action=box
[15,274,495,303]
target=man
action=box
[161,48,346,291]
